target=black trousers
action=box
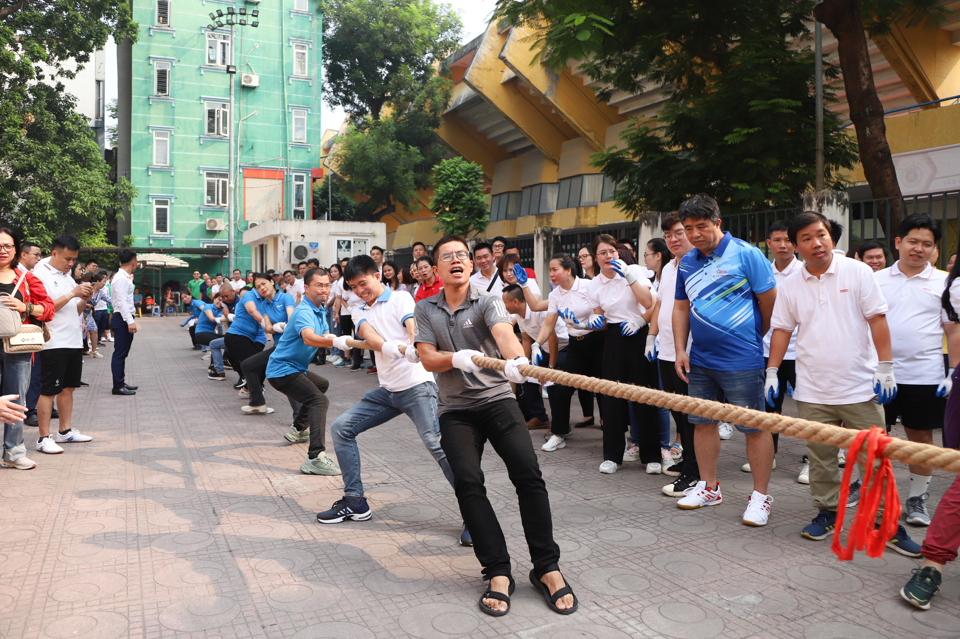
[601,324,660,464]
[195,331,218,347]
[439,398,561,580]
[269,370,330,459]
[242,346,274,407]
[109,314,134,391]
[224,333,263,381]
[764,357,796,454]
[659,358,699,478]
[548,331,605,436]
[189,324,197,346]
[339,315,363,368]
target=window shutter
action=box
[219,106,229,136]
[155,63,170,96]
[206,178,216,205]
[157,0,170,25]
[219,177,228,205]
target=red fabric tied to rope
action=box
[831,426,901,561]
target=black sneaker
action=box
[847,480,861,508]
[208,370,226,380]
[233,378,247,390]
[662,473,699,497]
[901,566,941,610]
[24,414,38,427]
[459,522,473,547]
[663,463,682,477]
[316,496,372,524]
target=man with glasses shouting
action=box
[414,235,577,617]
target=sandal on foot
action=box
[479,575,515,617]
[529,569,578,615]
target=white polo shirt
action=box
[585,269,656,324]
[230,278,246,291]
[876,261,950,385]
[656,259,690,362]
[292,278,305,297]
[470,269,504,297]
[514,304,568,352]
[34,261,83,350]
[353,288,434,392]
[770,255,888,405]
[947,278,960,323]
[547,278,592,338]
[762,257,802,360]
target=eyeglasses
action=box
[438,250,470,263]
[643,252,656,258]
[596,249,619,258]
[0,244,15,253]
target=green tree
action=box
[312,176,357,221]
[0,0,137,244]
[430,157,489,237]
[495,1,858,216]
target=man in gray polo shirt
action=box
[413,234,577,617]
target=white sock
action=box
[909,473,931,498]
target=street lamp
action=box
[206,3,258,274]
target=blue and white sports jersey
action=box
[676,232,775,371]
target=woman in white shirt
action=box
[332,274,365,370]
[585,234,660,476]
[642,237,679,465]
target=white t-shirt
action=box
[470,269,504,297]
[292,278,305,297]
[514,304,568,352]
[770,256,888,405]
[353,289,434,392]
[762,257,802,360]
[336,280,363,316]
[586,270,655,324]
[876,262,950,385]
[656,259,690,362]
[34,261,83,349]
[547,278,592,338]
[230,278,246,291]
[211,283,221,296]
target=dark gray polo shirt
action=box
[414,284,514,414]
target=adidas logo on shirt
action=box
[462,319,474,328]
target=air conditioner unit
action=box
[205,218,226,231]
[247,220,262,229]
[289,242,310,263]
[241,73,259,88]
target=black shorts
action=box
[883,384,945,430]
[40,348,84,396]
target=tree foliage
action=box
[430,157,489,237]
[321,0,462,121]
[312,176,357,221]
[495,0,859,216]
[0,0,138,245]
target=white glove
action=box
[587,313,606,330]
[530,341,544,366]
[215,316,224,324]
[558,308,587,330]
[765,367,780,407]
[938,368,954,397]
[404,345,421,364]
[451,349,483,374]
[645,334,658,361]
[873,361,897,405]
[227,313,236,322]
[620,317,647,337]
[332,335,351,352]
[503,356,529,384]
[380,340,404,360]
[273,322,286,334]
[610,259,644,285]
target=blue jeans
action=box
[687,364,764,433]
[1,350,32,461]
[210,337,226,372]
[332,382,453,497]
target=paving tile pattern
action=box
[1,318,958,638]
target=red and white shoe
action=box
[742,490,773,526]
[677,481,722,510]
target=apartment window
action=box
[206,32,231,67]
[489,192,521,222]
[294,0,308,10]
[602,174,617,202]
[292,109,307,143]
[205,172,228,207]
[293,174,307,219]
[540,183,559,213]
[293,43,309,76]
[156,0,170,26]
[154,199,170,234]
[581,174,604,207]
[205,102,229,137]
[153,130,170,166]
[154,61,171,96]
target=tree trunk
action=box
[815,0,902,240]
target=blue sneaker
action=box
[801,509,837,540]
[316,496,372,524]
[885,524,922,558]
[334,360,349,368]
[459,522,473,547]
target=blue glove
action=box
[610,258,628,280]
[937,369,954,397]
[180,318,190,327]
[621,318,647,337]
[558,308,587,329]
[530,341,544,366]
[764,367,779,407]
[873,361,897,404]
[645,335,658,362]
[512,263,530,288]
[587,314,606,330]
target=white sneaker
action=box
[677,481,722,509]
[238,388,250,398]
[37,437,64,454]
[837,449,846,467]
[1,456,36,469]
[623,444,639,462]
[798,462,810,485]
[241,405,275,414]
[330,356,343,365]
[741,458,776,473]
[542,435,566,452]
[718,422,734,440]
[325,354,337,363]
[54,429,92,443]
[599,460,620,474]
[92,351,103,359]
[201,353,211,361]
[646,462,662,475]
[742,491,773,526]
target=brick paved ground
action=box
[2,318,959,638]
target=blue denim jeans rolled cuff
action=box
[686,364,764,432]
[332,382,452,497]
[209,337,226,372]
[1,351,32,461]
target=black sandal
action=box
[575,417,595,427]
[530,569,578,615]
[478,575,515,617]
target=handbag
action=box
[0,270,27,339]
[1,270,48,354]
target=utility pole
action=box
[227,22,237,273]
[815,13,824,190]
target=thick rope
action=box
[343,338,960,474]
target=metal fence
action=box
[850,190,960,267]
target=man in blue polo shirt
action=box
[266,268,341,476]
[672,194,778,526]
